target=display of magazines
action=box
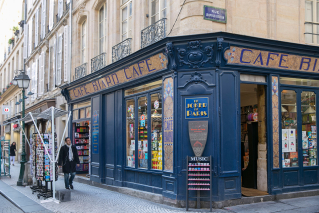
[74,121,90,172]
[32,133,58,181]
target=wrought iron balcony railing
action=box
[112,38,132,63]
[65,2,70,11]
[74,63,87,81]
[141,18,167,48]
[56,14,60,23]
[91,53,106,73]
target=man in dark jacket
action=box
[58,137,80,189]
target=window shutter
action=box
[58,0,63,18]
[31,62,36,101]
[41,0,46,39]
[48,47,50,90]
[53,39,56,88]
[35,59,38,99]
[26,67,30,104]
[64,25,68,82]
[49,0,54,30]
[42,51,46,93]
[57,34,62,85]
[35,8,39,47]
[23,24,28,59]
[28,20,32,56]
[39,54,43,96]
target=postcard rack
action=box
[186,156,212,212]
[0,140,11,178]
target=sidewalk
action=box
[1,163,319,213]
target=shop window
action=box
[74,101,91,109]
[301,92,317,166]
[305,0,319,44]
[86,107,91,118]
[121,0,132,41]
[281,90,298,167]
[151,93,162,170]
[138,96,148,168]
[125,80,162,96]
[149,0,167,25]
[80,108,86,119]
[126,99,135,168]
[73,109,79,120]
[280,77,319,87]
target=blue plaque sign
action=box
[185,97,209,119]
[203,5,227,23]
[92,110,99,154]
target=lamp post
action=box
[14,70,30,186]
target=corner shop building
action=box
[61,32,319,204]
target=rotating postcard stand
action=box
[186,121,212,212]
[0,140,11,178]
[20,107,71,203]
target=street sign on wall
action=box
[203,5,227,23]
[2,105,11,115]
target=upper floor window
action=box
[150,0,167,25]
[121,0,132,41]
[82,20,87,63]
[305,0,319,43]
[99,5,106,54]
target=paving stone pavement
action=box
[1,163,319,213]
[0,194,24,213]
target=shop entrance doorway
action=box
[240,83,268,197]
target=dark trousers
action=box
[64,172,76,188]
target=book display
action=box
[186,156,212,212]
[74,121,90,173]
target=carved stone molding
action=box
[176,41,214,69]
[186,71,208,85]
[164,42,177,71]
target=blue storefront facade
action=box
[61,32,319,205]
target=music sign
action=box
[2,105,11,115]
[204,5,227,23]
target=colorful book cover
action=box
[309,139,314,149]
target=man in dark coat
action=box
[58,137,80,189]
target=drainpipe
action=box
[69,0,72,83]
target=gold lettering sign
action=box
[68,53,168,100]
[225,46,319,73]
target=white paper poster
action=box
[282,139,289,152]
[282,129,289,140]
[289,139,296,152]
[289,129,295,140]
[138,141,142,149]
[143,140,148,152]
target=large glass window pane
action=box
[301,92,317,166]
[280,77,319,87]
[126,99,135,168]
[73,110,79,120]
[281,90,298,167]
[86,107,91,118]
[125,80,162,96]
[138,96,148,169]
[151,93,162,170]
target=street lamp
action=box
[15,70,30,186]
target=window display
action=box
[74,121,90,172]
[126,99,135,168]
[281,90,298,167]
[151,93,162,170]
[301,92,317,166]
[138,96,148,169]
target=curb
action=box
[0,180,53,213]
[70,175,319,209]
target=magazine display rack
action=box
[186,156,212,212]
[31,133,58,199]
[74,121,90,173]
[0,140,11,178]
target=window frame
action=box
[149,0,167,25]
[125,87,163,172]
[305,0,319,44]
[120,0,132,41]
[98,4,107,54]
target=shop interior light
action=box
[305,106,316,114]
[281,106,287,113]
[290,106,297,113]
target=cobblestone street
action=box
[0,164,319,213]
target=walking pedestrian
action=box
[10,142,16,166]
[58,137,80,190]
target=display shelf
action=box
[188,174,210,176]
[188,183,210,185]
[188,188,210,191]
[188,165,210,167]
[188,179,210,181]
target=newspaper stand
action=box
[0,140,11,178]
[186,156,212,212]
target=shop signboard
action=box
[68,53,168,100]
[203,5,227,23]
[185,97,209,119]
[92,110,99,154]
[2,105,11,115]
[188,121,208,157]
[225,46,319,73]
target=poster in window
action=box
[282,129,288,140]
[282,139,289,152]
[289,139,296,152]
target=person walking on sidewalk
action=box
[10,142,16,166]
[58,137,80,190]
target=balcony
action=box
[56,14,60,23]
[65,2,70,11]
[141,18,167,48]
[91,53,106,73]
[112,38,132,63]
[74,63,87,81]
